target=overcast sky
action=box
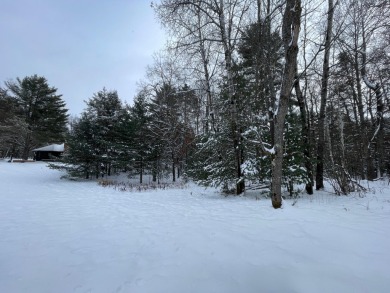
[1,0,166,116]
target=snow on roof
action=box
[32,143,65,152]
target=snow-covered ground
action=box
[1,161,389,293]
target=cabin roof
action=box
[32,143,65,152]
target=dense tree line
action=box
[56,0,390,209]
[3,1,389,209]
[58,87,195,182]
[149,0,390,208]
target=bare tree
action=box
[155,0,252,194]
[335,0,389,180]
[316,0,336,190]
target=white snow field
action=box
[1,161,389,293]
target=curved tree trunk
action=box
[271,0,302,208]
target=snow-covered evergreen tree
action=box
[59,88,126,179]
[4,75,68,159]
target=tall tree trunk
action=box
[316,0,335,190]
[196,7,215,133]
[218,0,244,195]
[353,50,371,179]
[296,3,313,194]
[260,0,276,146]
[294,73,313,194]
[271,0,302,208]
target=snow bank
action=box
[0,160,389,293]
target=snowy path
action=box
[0,161,389,293]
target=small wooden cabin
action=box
[32,143,65,161]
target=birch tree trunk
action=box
[218,0,245,194]
[195,7,215,133]
[361,30,384,179]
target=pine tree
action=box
[0,88,20,157]
[58,114,96,179]
[5,75,68,159]
[58,88,125,179]
[187,80,244,193]
[130,93,151,183]
[148,83,187,182]
[84,88,123,177]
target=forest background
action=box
[0,0,389,208]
